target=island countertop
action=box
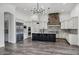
[32,31,57,34]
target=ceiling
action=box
[1,3,77,15]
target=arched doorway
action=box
[4,12,15,46]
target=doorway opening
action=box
[4,12,14,46]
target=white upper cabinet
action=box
[61,17,78,29]
[73,17,78,29]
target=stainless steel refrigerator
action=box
[16,22,24,42]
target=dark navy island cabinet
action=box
[32,33,56,42]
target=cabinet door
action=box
[43,34,47,41]
[61,22,65,29]
[32,33,36,40]
[49,34,56,42]
[68,20,73,29]
[16,34,23,42]
[69,34,78,45]
[73,18,78,29]
[16,34,20,42]
[61,22,63,29]
[65,21,68,29]
[63,22,66,29]
[37,34,41,41]
[67,20,70,29]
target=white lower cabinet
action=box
[66,34,78,45]
[56,32,66,38]
[65,33,69,42]
[61,22,64,29]
[69,34,78,45]
[24,33,28,39]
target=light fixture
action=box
[62,3,67,5]
[61,9,64,12]
[31,3,48,14]
[31,3,50,25]
[32,14,38,21]
[24,9,26,10]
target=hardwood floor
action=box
[0,38,79,55]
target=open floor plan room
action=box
[0,3,79,55]
[0,38,79,55]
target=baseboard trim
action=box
[71,45,79,47]
[64,39,70,45]
[0,44,4,47]
[56,38,70,45]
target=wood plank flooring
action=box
[0,38,79,55]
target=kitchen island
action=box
[32,33,56,42]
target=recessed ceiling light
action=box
[63,3,67,5]
[61,9,64,12]
[24,9,27,10]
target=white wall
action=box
[59,12,71,22]
[8,13,16,43]
[0,5,16,47]
[16,11,28,21]
[24,14,48,34]
[70,4,79,17]
[0,8,4,47]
